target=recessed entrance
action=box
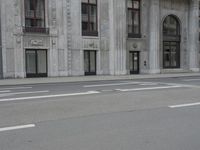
[26,49,47,78]
[163,15,180,69]
[84,50,96,75]
[129,51,140,74]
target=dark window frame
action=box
[26,49,48,78]
[81,0,98,36]
[127,0,141,38]
[163,41,180,69]
[163,15,181,69]
[24,0,49,34]
[84,50,97,76]
[130,51,140,74]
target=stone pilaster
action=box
[109,0,127,75]
[0,0,3,78]
[148,0,160,74]
[188,0,199,72]
[49,0,59,77]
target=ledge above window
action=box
[23,26,49,34]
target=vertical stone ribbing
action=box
[109,0,126,75]
[149,0,160,73]
[188,0,199,72]
[0,0,3,78]
[66,0,72,76]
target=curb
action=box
[0,73,199,86]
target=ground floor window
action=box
[163,42,180,69]
[26,49,47,78]
[84,50,96,75]
[129,51,140,74]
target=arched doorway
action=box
[163,15,181,69]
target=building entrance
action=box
[163,15,180,69]
[130,51,140,74]
[84,50,96,75]
[26,49,47,77]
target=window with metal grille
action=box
[81,0,98,36]
[127,0,141,38]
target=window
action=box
[127,0,141,38]
[163,16,180,36]
[163,15,180,69]
[82,0,98,36]
[24,0,48,34]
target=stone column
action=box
[0,0,3,78]
[188,0,199,72]
[148,0,160,74]
[109,0,127,75]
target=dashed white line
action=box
[0,90,49,97]
[139,83,158,86]
[84,82,143,88]
[116,85,182,92]
[169,102,200,108]
[0,91,100,102]
[0,87,32,90]
[183,79,200,82]
[0,90,10,93]
[0,124,35,132]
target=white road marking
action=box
[0,90,49,97]
[0,87,32,90]
[0,91,100,102]
[0,124,35,132]
[116,85,182,92]
[183,79,200,82]
[169,102,200,108]
[139,83,158,86]
[0,90,10,93]
[84,82,143,88]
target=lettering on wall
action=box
[30,40,44,46]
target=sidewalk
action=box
[0,72,199,86]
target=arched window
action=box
[163,15,180,36]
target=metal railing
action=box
[23,26,49,34]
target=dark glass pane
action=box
[133,53,138,71]
[133,11,139,34]
[82,1,98,35]
[82,22,89,31]
[26,51,36,74]
[89,51,96,72]
[127,0,133,8]
[127,0,140,37]
[84,52,89,73]
[133,1,139,9]
[25,0,45,28]
[37,50,47,74]
[163,16,179,36]
[89,5,97,31]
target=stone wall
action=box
[0,0,199,78]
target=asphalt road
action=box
[0,76,200,150]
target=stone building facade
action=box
[0,0,199,78]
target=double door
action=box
[84,50,96,75]
[163,41,180,68]
[26,49,47,78]
[130,51,140,74]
